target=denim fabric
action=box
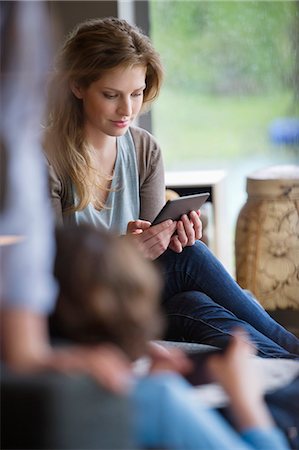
[158,241,299,359]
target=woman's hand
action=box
[127,219,177,260]
[169,210,202,253]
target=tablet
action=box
[152,192,210,226]
[184,345,227,386]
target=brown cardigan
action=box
[47,126,166,227]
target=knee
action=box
[184,240,208,256]
[164,291,212,312]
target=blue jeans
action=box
[158,241,299,359]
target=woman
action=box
[44,17,299,359]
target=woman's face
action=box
[72,64,146,138]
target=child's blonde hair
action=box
[53,225,164,360]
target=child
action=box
[52,224,164,361]
[52,224,290,450]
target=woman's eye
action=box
[132,92,143,98]
[103,93,117,99]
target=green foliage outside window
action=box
[150,1,299,166]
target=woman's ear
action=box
[70,81,84,99]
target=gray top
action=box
[48,126,166,228]
[74,130,140,234]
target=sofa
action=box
[1,366,136,450]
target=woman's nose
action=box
[117,98,132,117]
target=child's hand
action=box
[206,329,259,401]
[147,342,192,375]
[205,329,273,431]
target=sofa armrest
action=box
[1,367,136,450]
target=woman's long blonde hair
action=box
[44,17,163,211]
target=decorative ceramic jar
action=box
[235,165,299,310]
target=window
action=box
[150,0,299,271]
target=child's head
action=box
[53,225,164,360]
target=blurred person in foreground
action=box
[51,224,290,450]
[0,0,131,391]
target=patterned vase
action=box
[235,165,299,310]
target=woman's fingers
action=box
[175,214,195,247]
[127,212,203,256]
[132,220,177,260]
[127,220,151,234]
[169,234,183,253]
[190,210,202,240]
[144,221,177,259]
[172,211,203,249]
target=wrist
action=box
[229,397,274,431]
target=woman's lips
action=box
[112,120,130,128]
